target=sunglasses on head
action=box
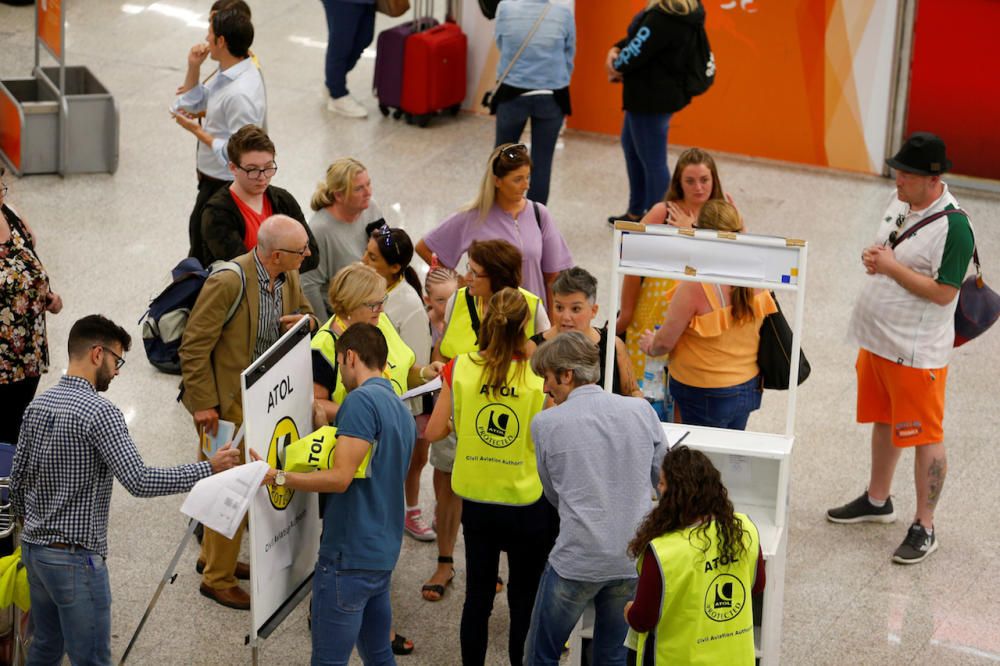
[493,143,527,174]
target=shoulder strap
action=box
[489,4,552,96]
[209,260,247,325]
[532,200,542,231]
[890,208,967,249]
[465,288,482,342]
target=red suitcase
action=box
[400,9,467,127]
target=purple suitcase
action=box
[373,11,438,116]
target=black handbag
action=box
[889,208,1000,347]
[758,293,810,390]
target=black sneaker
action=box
[826,492,896,524]
[892,522,938,564]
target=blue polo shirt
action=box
[319,377,415,570]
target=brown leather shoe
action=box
[199,583,250,610]
[196,559,250,580]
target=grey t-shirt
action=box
[302,202,384,319]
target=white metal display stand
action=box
[568,222,807,666]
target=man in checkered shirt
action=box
[10,314,241,665]
[827,133,975,565]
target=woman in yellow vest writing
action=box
[638,200,776,430]
[422,239,550,603]
[624,445,765,665]
[425,288,558,666]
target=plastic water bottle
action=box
[642,326,667,402]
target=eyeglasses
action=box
[465,263,488,279]
[236,162,278,180]
[277,244,309,256]
[94,345,126,370]
[492,143,527,174]
[363,295,388,312]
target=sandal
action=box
[421,556,455,602]
[391,633,414,656]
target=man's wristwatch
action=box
[275,470,286,487]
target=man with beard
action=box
[11,314,241,664]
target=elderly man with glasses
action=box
[179,214,317,609]
[197,124,318,270]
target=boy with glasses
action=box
[198,124,318,270]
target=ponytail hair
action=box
[696,200,754,323]
[474,288,530,397]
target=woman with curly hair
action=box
[624,446,765,665]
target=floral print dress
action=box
[0,208,50,384]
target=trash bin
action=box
[40,66,119,175]
[0,77,60,175]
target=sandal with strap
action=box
[421,556,456,602]
[391,633,414,655]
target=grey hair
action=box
[530,331,601,386]
[551,267,598,303]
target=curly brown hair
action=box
[628,446,747,563]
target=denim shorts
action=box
[668,375,762,430]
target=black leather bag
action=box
[758,294,810,390]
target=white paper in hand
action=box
[181,461,269,539]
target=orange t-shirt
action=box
[229,190,273,250]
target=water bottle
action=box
[642,326,667,402]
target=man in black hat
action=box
[827,132,974,564]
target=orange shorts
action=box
[856,348,947,447]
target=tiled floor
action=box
[2,1,999,664]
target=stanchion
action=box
[118,519,200,665]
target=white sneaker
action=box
[326,95,368,119]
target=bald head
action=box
[256,215,311,278]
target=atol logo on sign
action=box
[703,573,746,623]
[267,416,299,510]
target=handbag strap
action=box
[489,4,552,96]
[889,207,980,276]
[465,288,482,343]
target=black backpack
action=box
[683,23,715,97]
[139,257,245,374]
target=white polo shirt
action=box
[847,184,974,369]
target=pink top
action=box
[422,201,574,307]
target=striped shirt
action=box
[11,376,211,558]
[253,251,284,361]
[847,184,974,368]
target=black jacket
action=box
[199,185,319,273]
[613,3,705,114]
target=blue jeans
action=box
[669,375,762,430]
[524,564,636,666]
[620,111,672,216]
[321,0,376,99]
[311,556,395,666]
[495,94,565,205]
[22,542,111,666]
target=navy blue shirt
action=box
[320,377,415,570]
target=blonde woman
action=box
[606,0,708,224]
[616,148,733,420]
[639,201,776,430]
[415,143,573,311]
[302,158,386,318]
[425,288,558,666]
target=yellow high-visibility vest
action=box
[450,352,545,505]
[312,313,416,403]
[439,287,541,359]
[634,513,760,665]
[284,425,373,478]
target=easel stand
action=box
[118,519,200,665]
[568,222,808,666]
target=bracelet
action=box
[419,366,428,381]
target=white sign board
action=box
[242,318,321,640]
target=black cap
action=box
[886,132,951,176]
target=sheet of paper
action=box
[400,376,441,402]
[180,461,269,539]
